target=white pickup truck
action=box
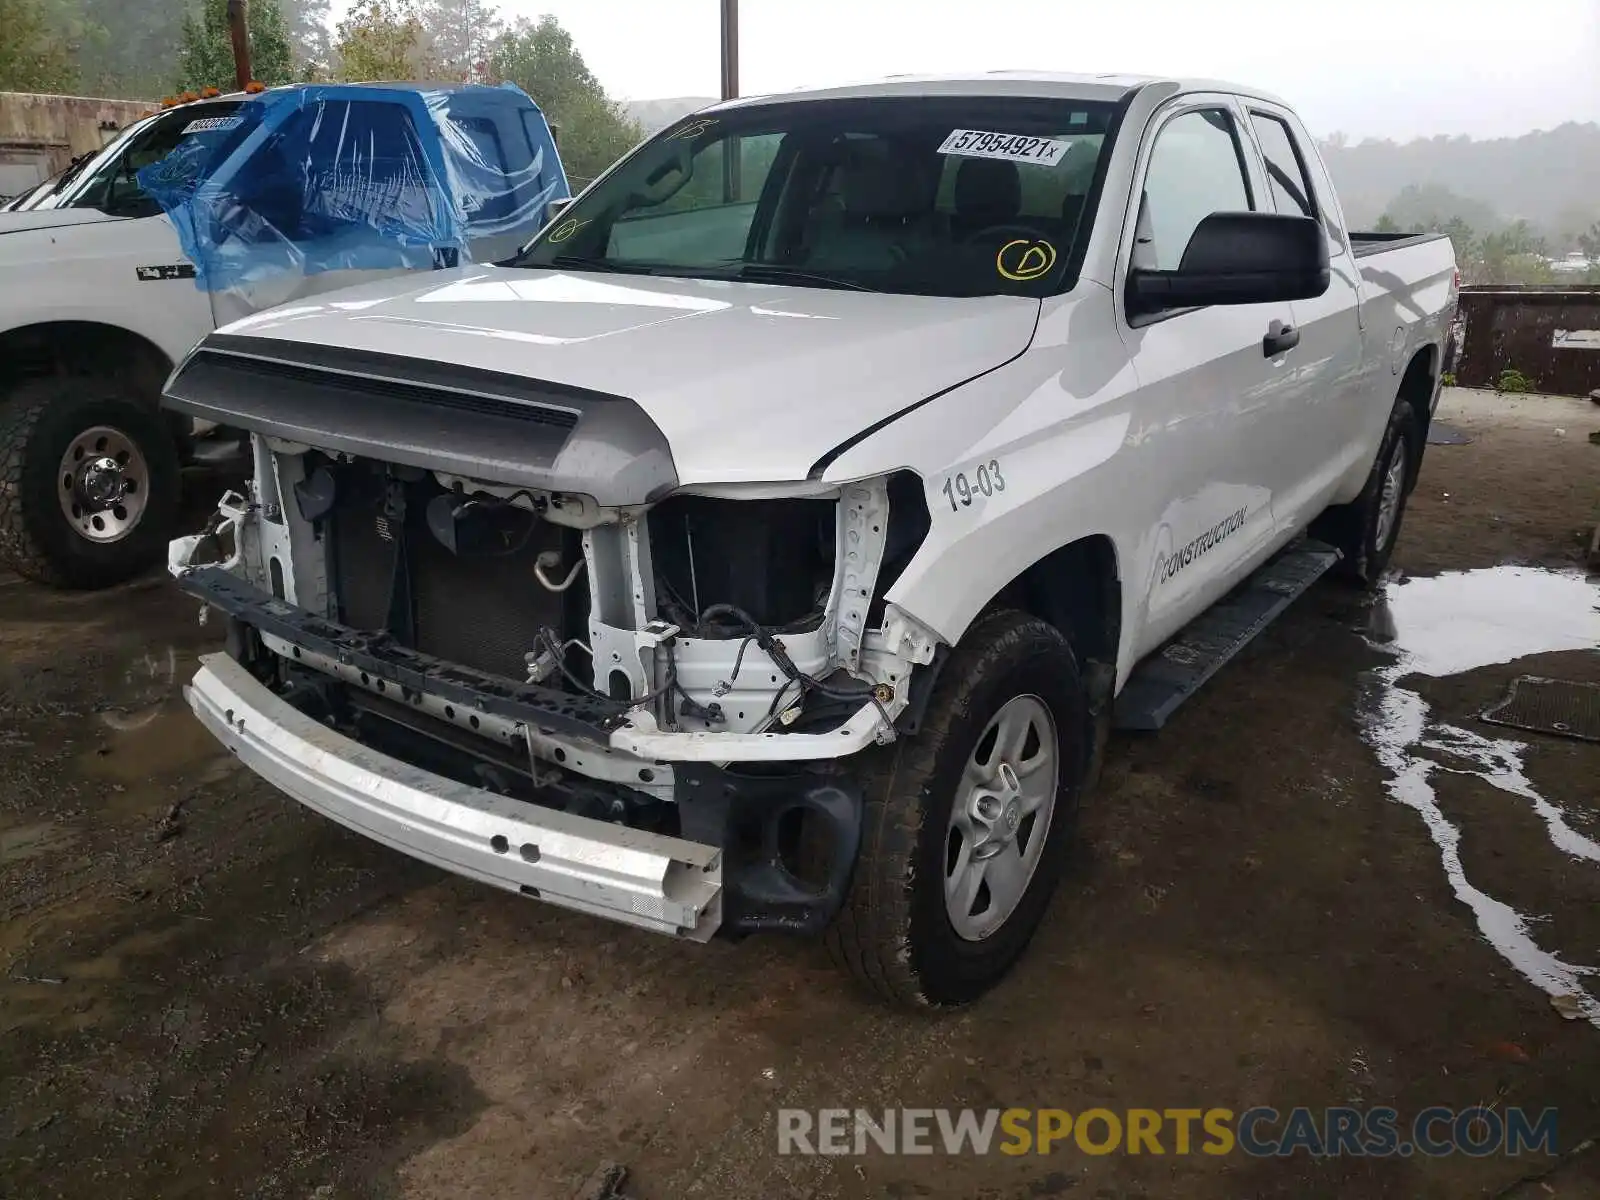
[166,73,1457,1008]
[0,83,566,588]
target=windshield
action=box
[512,95,1118,298]
[5,160,79,211]
[59,102,252,218]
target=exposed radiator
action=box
[325,464,576,681]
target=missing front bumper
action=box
[174,569,868,936]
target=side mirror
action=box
[1128,212,1329,316]
[546,196,572,221]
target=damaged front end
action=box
[165,334,939,940]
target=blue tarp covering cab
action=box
[138,82,568,293]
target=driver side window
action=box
[1137,108,1255,272]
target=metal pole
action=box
[719,0,738,101]
[226,0,253,91]
[720,0,739,201]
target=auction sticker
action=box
[938,129,1070,166]
[182,115,244,135]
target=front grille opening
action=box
[320,456,587,681]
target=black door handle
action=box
[1263,321,1300,357]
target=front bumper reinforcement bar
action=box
[187,652,722,939]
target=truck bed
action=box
[1349,230,1452,259]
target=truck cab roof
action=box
[706,70,1291,111]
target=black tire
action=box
[826,611,1085,1008]
[0,376,181,589]
[1310,398,1420,588]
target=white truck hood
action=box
[220,266,1041,484]
[0,208,128,235]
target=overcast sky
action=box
[349,0,1600,140]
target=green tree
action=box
[1576,222,1600,263]
[1474,227,1553,285]
[418,0,501,81]
[336,0,429,81]
[489,15,641,182]
[177,0,294,92]
[1381,183,1501,239]
[1438,216,1478,270]
[75,0,190,99]
[282,0,335,77]
[1373,213,1401,233]
[1499,218,1546,256]
[0,0,77,93]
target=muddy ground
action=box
[2,388,1597,1200]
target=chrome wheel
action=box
[1374,441,1407,551]
[57,425,149,544]
[945,694,1059,941]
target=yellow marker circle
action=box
[548,217,588,243]
[996,238,1058,282]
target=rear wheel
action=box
[1311,398,1419,588]
[826,611,1085,1007]
[0,376,180,589]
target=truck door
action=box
[1242,103,1366,525]
[1115,97,1296,652]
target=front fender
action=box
[833,287,1142,659]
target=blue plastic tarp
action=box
[139,83,567,293]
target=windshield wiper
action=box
[733,264,872,291]
[546,255,655,275]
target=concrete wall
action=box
[0,92,152,197]
[1456,285,1600,397]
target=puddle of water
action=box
[96,646,180,732]
[1362,567,1600,1028]
[77,705,226,784]
[1369,566,1600,677]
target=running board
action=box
[1113,539,1340,731]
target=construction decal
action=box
[1157,507,1249,584]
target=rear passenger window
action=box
[1138,109,1253,272]
[1250,113,1315,219]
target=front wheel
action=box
[826,611,1085,1007]
[0,376,181,589]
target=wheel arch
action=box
[984,533,1123,710]
[1397,344,1438,486]
[891,531,1125,744]
[0,320,175,404]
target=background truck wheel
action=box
[826,611,1085,1008]
[1311,398,1420,588]
[0,377,180,589]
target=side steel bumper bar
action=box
[187,652,722,940]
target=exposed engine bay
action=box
[171,430,941,929]
[157,326,966,936]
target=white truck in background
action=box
[166,73,1457,1007]
[0,83,566,589]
